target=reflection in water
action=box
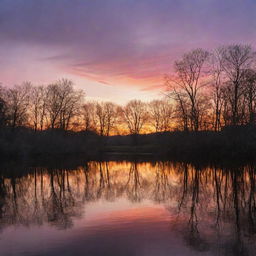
[0,161,256,255]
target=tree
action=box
[30,86,48,131]
[122,100,148,134]
[46,79,84,130]
[82,102,97,132]
[95,102,117,136]
[59,87,84,130]
[210,49,225,131]
[165,76,189,131]
[166,49,209,131]
[148,99,173,132]
[219,44,256,125]
[4,82,31,128]
[0,86,7,127]
[0,98,7,128]
[46,82,64,129]
[243,69,256,124]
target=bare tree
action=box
[4,82,31,128]
[165,77,189,131]
[0,98,7,127]
[219,44,256,125]
[243,69,256,124]
[166,49,209,131]
[0,85,7,127]
[210,49,225,131]
[46,82,64,129]
[82,102,97,132]
[197,94,212,130]
[95,102,117,136]
[59,88,84,130]
[148,99,173,132]
[30,86,48,131]
[46,79,84,130]
[122,100,148,134]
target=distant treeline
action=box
[1,44,256,135]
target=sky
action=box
[0,0,256,104]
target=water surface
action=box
[0,161,255,256]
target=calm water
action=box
[0,161,256,256]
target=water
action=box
[0,161,255,256]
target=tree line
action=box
[0,44,256,135]
[0,79,173,135]
[166,44,256,131]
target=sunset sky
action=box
[0,0,256,104]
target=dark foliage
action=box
[1,125,256,163]
[104,125,256,162]
[0,127,101,160]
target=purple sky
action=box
[0,0,256,103]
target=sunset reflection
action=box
[0,161,256,255]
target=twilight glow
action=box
[0,0,256,104]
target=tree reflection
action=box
[0,161,256,254]
[126,162,143,202]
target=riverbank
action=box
[0,125,256,162]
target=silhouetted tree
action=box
[148,99,173,132]
[219,44,256,125]
[95,102,118,136]
[46,79,84,130]
[4,82,31,128]
[0,86,7,127]
[82,102,97,132]
[243,69,256,124]
[210,49,225,131]
[166,49,209,131]
[30,86,48,131]
[122,100,148,134]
